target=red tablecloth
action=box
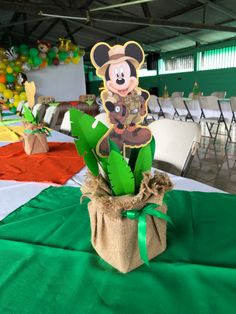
[0,142,85,184]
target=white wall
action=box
[27,58,86,101]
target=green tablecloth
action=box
[0,187,236,314]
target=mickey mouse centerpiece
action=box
[91,41,152,156]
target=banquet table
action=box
[0,112,236,314]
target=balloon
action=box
[6,73,15,83]
[19,44,29,56]
[14,94,20,100]
[0,62,6,70]
[29,47,38,57]
[73,50,78,57]
[13,65,21,73]
[33,56,42,67]
[20,92,26,101]
[47,49,56,59]
[15,60,22,67]
[20,55,28,62]
[72,56,80,64]
[3,89,13,99]
[40,60,48,68]
[15,84,23,92]
[64,58,71,64]
[59,51,68,61]
[6,66,13,74]
[48,58,53,65]
[0,83,6,92]
[0,75,6,83]
[53,58,59,65]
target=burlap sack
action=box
[22,122,49,155]
[81,171,173,273]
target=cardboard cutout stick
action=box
[25,81,36,109]
[90,41,152,157]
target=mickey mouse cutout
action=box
[91,41,152,157]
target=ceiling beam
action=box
[198,0,236,20]
[28,20,44,36]
[90,12,236,32]
[141,3,152,18]
[61,19,77,44]
[90,0,156,12]
[38,18,60,39]
[0,17,53,30]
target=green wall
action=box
[87,38,236,97]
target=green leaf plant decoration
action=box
[107,149,135,196]
[133,137,155,192]
[70,108,109,176]
[23,105,37,124]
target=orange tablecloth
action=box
[0,142,85,184]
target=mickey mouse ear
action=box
[125,42,144,65]
[90,42,110,68]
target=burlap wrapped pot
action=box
[22,122,49,155]
[81,171,173,273]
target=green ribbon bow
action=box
[24,127,51,136]
[122,203,173,266]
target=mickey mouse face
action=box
[106,61,137,97]
[91,41,144,97]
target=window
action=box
[138,62,157,77]
[197,46,236,71]
[158,55,194,74]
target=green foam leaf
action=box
[108,150,135,196]
[134,143,153,191]
[23,105,35,123]
[70,109,108,176]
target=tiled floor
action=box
[187,124,236,194]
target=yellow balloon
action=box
[3,89,13,99]
[0,83,6,92]
[15,60,22,67]
[0,62,6,70]
[6,66,13,74]
[15,84,23,92]
[14,100,19,106]
[14,94,20,100]
[20,55,27,62]
[64,58,71,64]
[72,56,80,64]
[20,91,26,101]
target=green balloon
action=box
[33,56,42,67]
[48,49,56,59]
[29,48,38,58]
[59,51,68,61]
[73,51,78,57]
[48,58,53,65]
[6,73,15,83]
[19,44,29,56]
[14,66,21,73]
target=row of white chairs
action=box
[147,95,236,147]
[169,91,227,99]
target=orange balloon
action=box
[0,75,6,83]
[40,60,48,68]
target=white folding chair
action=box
[199,96,231,144]
[32,103,42,118]
[149,119,201,176]
[43,105,57,127]
[211,91,226,99]
[171,97,196,121]
[146,95,162,121]
[171,91,184,97]
[17,100,26,115]
[158,97,175,119]
[95,112,110,127]
[60,110,71,134]
[226,97,236,147]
